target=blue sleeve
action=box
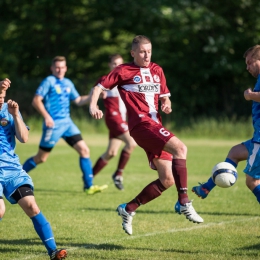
[254,75,260,92]
[35,77,52,98]
[68,80,80,101]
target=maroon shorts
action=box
[105,114,129,139]
[130,120,174,170]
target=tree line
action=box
[1,0,260,125]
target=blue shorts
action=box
[252,120,260,143]
[40,118,81,148]
[243,139,260,179]
[0,168,34,204]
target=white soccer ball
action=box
[211,162,238,188]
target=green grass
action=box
[26,115,254,139]
[0,133,259,260]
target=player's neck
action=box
[133,61,150,68]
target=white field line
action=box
[12,216,260,260]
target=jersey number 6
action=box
[159,128,170,137]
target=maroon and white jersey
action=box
[98,62,171,131]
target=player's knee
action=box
[175,143,187,158]
[38,157,47,163]
[127,141,137,152]
[34,155,47,164]
[25,203,40,216]
[107,150,117,158]
[245,179,251,189]
[181,143,188,154]
[160,177,174,188]
[78,146,90,157]
[245,177,259,191]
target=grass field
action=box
[0,133,260,260]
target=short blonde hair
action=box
[132,35,151,50]
[243,45,260,60]
[52,56,66,65]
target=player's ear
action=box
[130,50,135,58]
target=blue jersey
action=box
[35,75,80,120]
[0,103,24,171]
[252,75,260,125]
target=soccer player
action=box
[192,45,260,204]
[0,88,67,260]
[22,56,107,195]
[89,35,203,235]
[92,54,137,190]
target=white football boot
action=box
[117,203,136,235]
[175,200,204,223]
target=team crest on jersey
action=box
[133,76,141,83]
[0,118,8,126]
[66,87,71,93]
[55,84,61,94]
[153,75,160,82]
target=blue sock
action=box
[31,212,56,255]
[225,158,237,168]
[202,177,216,191]
[23,157,37,172]
[80,157,93,189]
[252,185,260,203]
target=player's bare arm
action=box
[89,86,103,119]
[32,95,54,127]
[74,95,91,106]
[75,89,107,107]
[7,99,29,143]
[160,96,172,114]
[244,88,260,102]
[0,78,11,93]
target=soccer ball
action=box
[211,162,238,188]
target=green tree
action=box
[0,0,260,124]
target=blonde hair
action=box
[243,45,260,59]
[52,56,66,65]
[132,35,151,50]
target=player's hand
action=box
[0,78,11,93]
[89,106,103,119]
[161,103,172,114]
[44,115,55,128]
[244,88,252,100]
[7,99,19,116]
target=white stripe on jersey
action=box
[119,96,127,121]
[145,93,159,123]
[106,87,120,97]
[101,86,127,121]
[140,67,153,83]
[249,143,260,170]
